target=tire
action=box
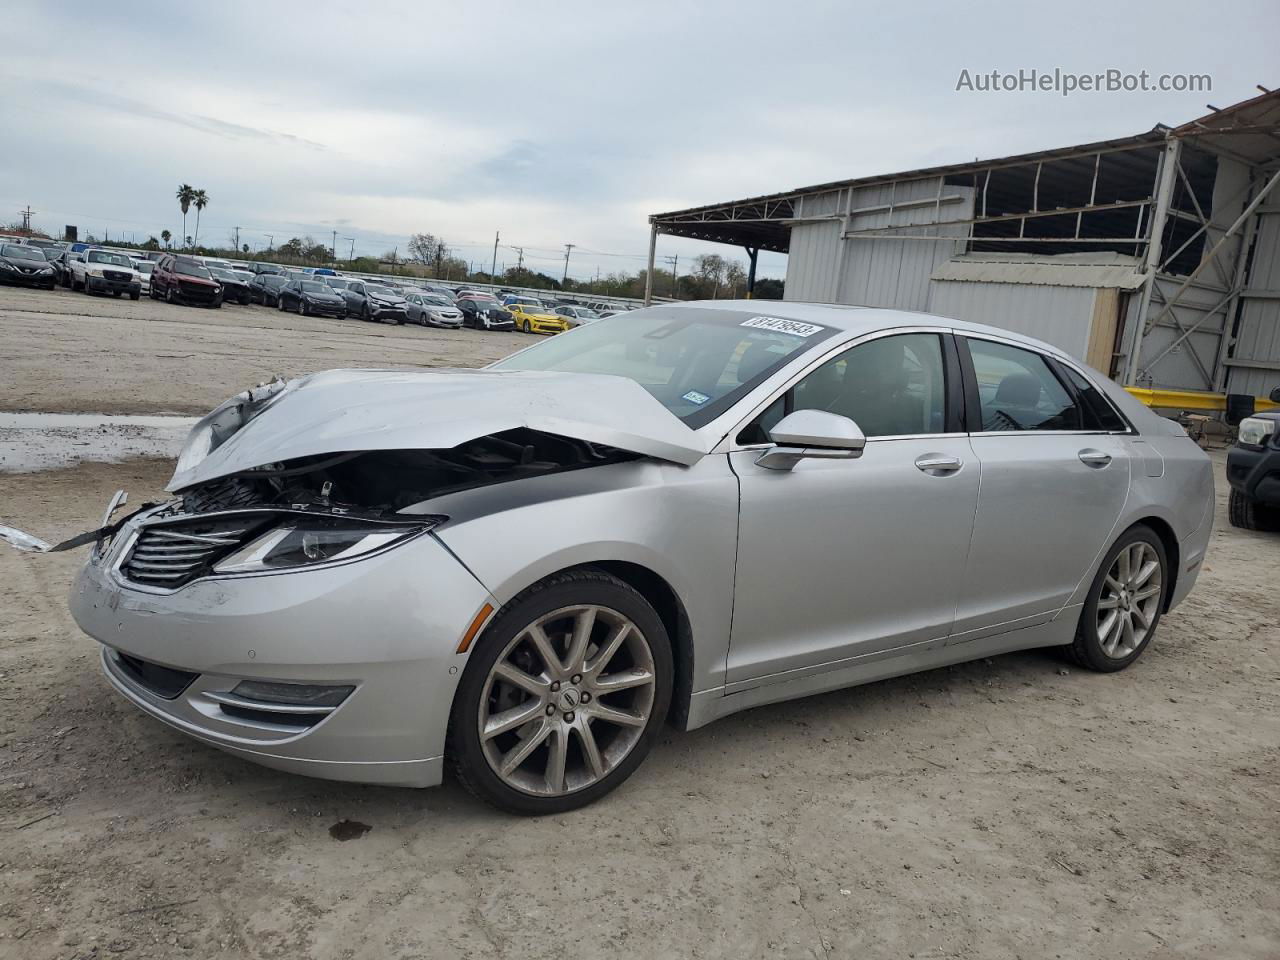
[166,287,177,305]
[149,285,158,300]
[130,291,140,301]
[1228,488,1278,531]
[449,568,673,815]
[1064,524,1167,672]
[278,297,287,311]
[297,300,307,316]
[522,319,532,334]
[362,303,372,322]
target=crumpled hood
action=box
[167,368,709,491]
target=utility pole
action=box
[331,230,337,261]
[514,246,524,270]
[345,237,355,260]
[664,254,679,298]
[491,230,499,281]
[19,205,34,233]
[265,234,274,251]
[234,226,240,252]
[562,243,575,284]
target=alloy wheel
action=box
[477,604,657,797]
[1096,541,1162,659]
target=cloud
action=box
[2,0,1277,282]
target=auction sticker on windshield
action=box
[740,316,825,337]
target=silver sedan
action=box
[49,302,1213,813]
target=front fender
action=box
[431,456,739,697]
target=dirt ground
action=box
[0,286,518,415]
[1,286,1278,959]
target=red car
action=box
[150,255,223,308]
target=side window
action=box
[966,339,1082,432]
[736,333,948,444]
[350,282,363,295]
[1060,365,1128,432]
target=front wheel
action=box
[1064,525,1167,672]
[449,569,673,815]
[1228,488,1278,531]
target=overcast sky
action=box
[2,1,1275,281]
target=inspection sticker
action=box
[682,390,712,405]
[740,316,824,337]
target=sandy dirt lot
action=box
[1,286,1277,959]
[0,286,519,415]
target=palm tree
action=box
[175,184,194,249]
[161,229,171,249]
[191,189,209,250]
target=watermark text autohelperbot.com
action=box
[956,68,1211,96]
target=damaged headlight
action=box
[212,517,440,574]
[175,378,292,475]
[1238,417,1276,448]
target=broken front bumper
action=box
[70,514,496,787]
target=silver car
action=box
[49,302,1214,814]
[405,291,463,328]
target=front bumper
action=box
[424,313,463,327]
[2,267,57,287]
[1226,444,1280,505]
[70,516,495,787]
[370,304,407,323]
[306,299,345,316]
[524,317,569,334]
[86,274,140,295]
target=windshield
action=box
[492,307,836,427]
[366,285,398,297]
[208,268,234,280]
[466,294,499,304]
[3,244,46,261]
[324,278,348,289]
[424,295,452,306]
[174,261,212,278]
[87,250,132,266]
[134,262,155,274]
[41,246,66,259]
[300,281,328,293]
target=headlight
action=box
[212,518,439,573]
[0,261,14,271]
[1238,417,1276,447]
[87,268,105,277]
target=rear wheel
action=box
[450,569,672,815]
[1064,525,1167,672]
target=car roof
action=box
[656,300,1077,364]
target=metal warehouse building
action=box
[644,90,1280,403]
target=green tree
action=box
[175,184,194,249]
[191,189,209,248]
[161,229,172,249]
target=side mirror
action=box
[1271,386,1280,404]
[756,409,866,471]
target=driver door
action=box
[727,331,978,687]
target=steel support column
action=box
[1124,138,1182,385]
[744,246,758,298]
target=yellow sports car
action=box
[508,302,570,335]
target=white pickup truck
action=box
[69,248,142,300]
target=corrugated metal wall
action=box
[784,220,841,301]
[1225,208,1280,397]
[927,281,1097,358]
[784,178,974,308]
[1131,276,1233,390]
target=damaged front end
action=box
[109,427,636,590]
[2,368,705,586]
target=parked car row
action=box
[1,238,640,337]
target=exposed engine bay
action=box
[177,428,638,518]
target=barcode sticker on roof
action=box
[740,316,824,337]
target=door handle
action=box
[1078,449,1112,468]
[915,454,963,474]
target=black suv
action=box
[1226,388,1280,531]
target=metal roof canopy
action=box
[647,130,1169,254]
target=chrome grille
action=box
[104,269,132,281]
[121,515,266,588]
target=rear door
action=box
[951,335,1131,641]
